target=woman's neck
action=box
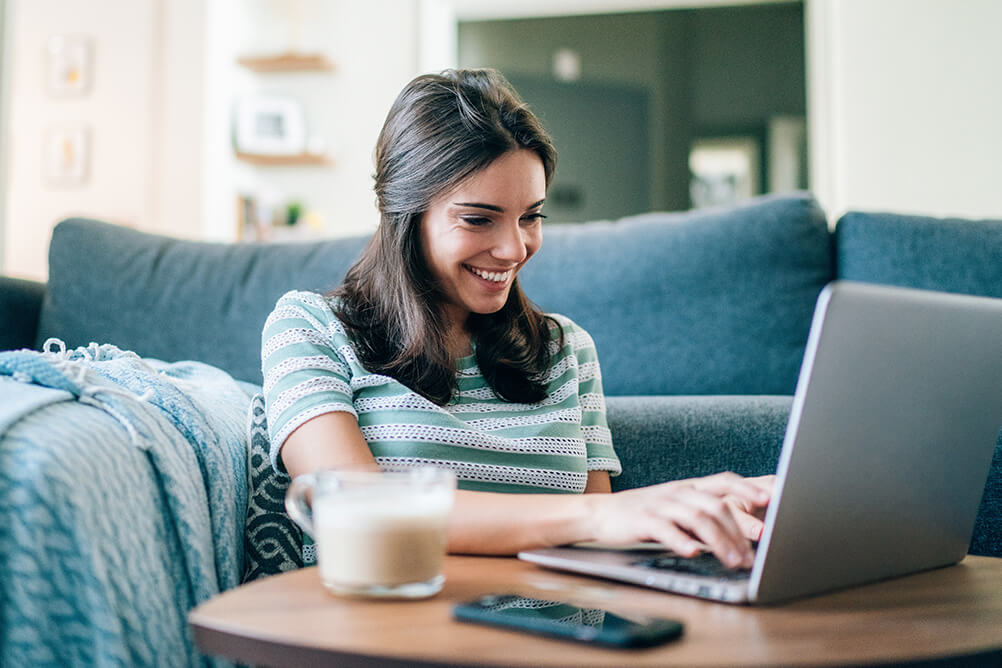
[446,329,474,359]
[442,319,473,360]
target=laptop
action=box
[519,281,1002,604]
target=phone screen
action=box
[453,594,684,648]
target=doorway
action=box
[459,2,807,220]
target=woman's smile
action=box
[464,264,514,288]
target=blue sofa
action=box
[2,192,1001,665]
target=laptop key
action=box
[632,554,752,580]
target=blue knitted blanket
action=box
[0,341,251,667]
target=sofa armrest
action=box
[606,395,792,492]
[0,275,46,350]
[972,439,1002,558]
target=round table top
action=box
[190,554,1002,668]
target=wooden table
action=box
[190,555,1002,667]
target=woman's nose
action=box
[492,222,528,263]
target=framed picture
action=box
[233,95,306,156]
[689,134,763,209]
[44,126,90,187]
[46,35,93,97]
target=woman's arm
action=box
[281,413,769,569]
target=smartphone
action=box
[452,593,684,648]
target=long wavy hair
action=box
[330,68,560,406]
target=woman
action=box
[262,68,771,569]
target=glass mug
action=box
[286,466,457,598]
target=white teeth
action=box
[469,266,510,283]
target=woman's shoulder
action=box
[274,288,334,308]
[544,313,597,352]
[266,290,350,337]
[271,290,340,320]
[545,312,588,336]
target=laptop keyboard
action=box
[631,553,752,580]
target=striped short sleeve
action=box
[261,291,355,470]
[551,315,621,477]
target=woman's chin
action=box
[467,296,509,316]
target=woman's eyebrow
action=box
[453,199,546,213]
[454,202,503,212]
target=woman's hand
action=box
[724,474,775,542]
[588,472,774,569]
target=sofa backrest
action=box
[836,211,1002,297]
[38,220,368,385]
[519,192,833,395]
[39,193,833,393]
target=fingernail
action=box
[728,551,742,566]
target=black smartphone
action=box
[452,593,684,648]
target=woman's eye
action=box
[460,216,491,226]
[522,213,547,223]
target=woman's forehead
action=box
[444,150,546,207]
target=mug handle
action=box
[285,473,317,537]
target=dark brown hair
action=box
[330,68,560,405]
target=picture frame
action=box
[46,34,93,97]
[689,133,764,209]
[44,125,90,188]
[233,95,307,156]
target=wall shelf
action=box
[235,151,332,167]
[236,52,335,73]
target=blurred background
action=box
[0,0,999,281]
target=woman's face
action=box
[420,149,546,330]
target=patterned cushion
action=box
[243,395,315,582]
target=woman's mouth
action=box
[465,264,513,284]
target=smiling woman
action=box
[260,68,772,564]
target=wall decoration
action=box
[46,35,94,97]
[44,126,90,187]
[689,135,763,209]
[233,95,306,156]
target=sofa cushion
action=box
[38,219,368,385]
[835,210,1002,297]
[973,441,1002,558]
[519,193,833,395]
[606,395,791,492]
[243,393,310,582]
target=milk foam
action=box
[314,489,452,588]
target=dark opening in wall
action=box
[459,1,806,222]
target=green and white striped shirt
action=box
[261,290,621,494]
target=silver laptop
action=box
[520,281,1002,604]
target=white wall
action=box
[0,0,9,267]
[3,0,158,280]
[808,0,1002,222]
[152,0,207,240]
[448,0,792,20]
[1,0,425,280]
